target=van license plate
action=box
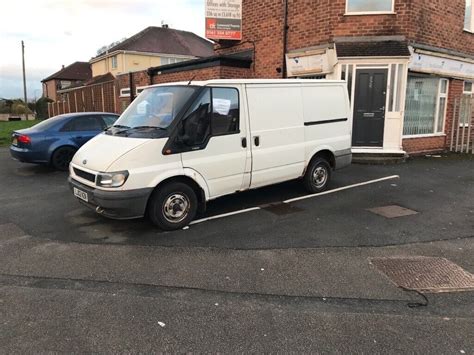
[73,187,88,203]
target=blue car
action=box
[10,112,119,170]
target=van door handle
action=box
[254,136,260,147]
[241,137,247,148]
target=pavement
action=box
[0,147,473,352]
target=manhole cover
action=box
[370,257,474,293]
[262,203,304,216]
[367,205,418,219]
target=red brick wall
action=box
[216,0,474,78]
[114,65,253,113]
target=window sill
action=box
[344,12,396,16]
[463,29,474,34]
[402,133,446,139]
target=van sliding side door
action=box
[246,84,305,188]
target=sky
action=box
[0,0,205,100]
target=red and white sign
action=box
[205,0,242,41]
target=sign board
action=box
[286,48,337,77]
[205,0,242,41]
[409,49,474,80]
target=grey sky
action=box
[0,0,205,99]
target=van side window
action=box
[211,88,239,135]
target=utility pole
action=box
[21,40,28,120]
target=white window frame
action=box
[136,86,148,95]
[345,0,395,15]
[111,55,118,69]
[120,88,131,98]
[435,79,449,133]
[402,77,449,138]
[460,81,473,127]
[464,81,473,94]
[465,0,474,33]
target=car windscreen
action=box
[111,86,198,136]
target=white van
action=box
[69,79,352,230]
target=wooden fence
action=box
[47,80,117,117]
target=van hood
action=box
[72,133,150,172]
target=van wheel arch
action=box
[307,150,336,172]
[146,176,207,217]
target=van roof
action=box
[146,79,345,89]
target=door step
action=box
[352,153,407,165]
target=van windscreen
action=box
[113,86,198,131]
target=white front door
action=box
[180,86,251,198]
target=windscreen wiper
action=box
[107,125,131,135]
[130,126,167,131]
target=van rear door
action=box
[246,84,305,188]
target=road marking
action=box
[190,207,261,225]
[284,175,400,203]
[189,175,400,226]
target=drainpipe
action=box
[282,0,289,78]
[129,72,135,103]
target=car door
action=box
[62,115,104,146]
[179,86,251,198]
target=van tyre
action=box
[148,182,198,231]
[51,146,76,171]
[303,157,331,194]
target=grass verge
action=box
[0,120,41,147]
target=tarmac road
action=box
[0,148,473,352]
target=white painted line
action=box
[189,175,400,226]
[190,207,261,225]
[283,175,400,203]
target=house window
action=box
[346,0,394,14]
[465,81,473,94]
[460,81,473,126]
[403,77,449,136]
[466,0,474,32]
[388,64,405,112]
[111,55,118,69]
[340,64,354,100]
[120,88,131,97]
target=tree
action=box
[96,37,127,56]
[35,96,53,119]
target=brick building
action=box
[52,1,474,155]
[208,0,474,155]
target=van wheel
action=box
[51,146,76,171]
[148,182,198,231]
[303,157,331,194]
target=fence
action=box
[450,95,474,154]
[47,80,117,117]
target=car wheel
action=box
[148,182,198,231]
[51,146,76,171]
[303,157,332,194]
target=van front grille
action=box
[73,168,96,183]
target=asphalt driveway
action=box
[0,148,473,352]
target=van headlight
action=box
[96,171,129,188]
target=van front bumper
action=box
[68,177,153,220]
